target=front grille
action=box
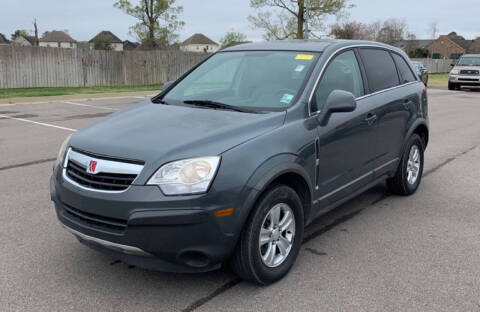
[458,78,479,82]
[66,160,137,191]
[460,70,479,75]
[63,203,127,232]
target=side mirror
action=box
[163,80,174,90]
[318,90,357,127]
[450,62,457,67]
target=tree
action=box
[330,21,372,40]
[429,21,439,39]
[94,40,113,51]
[405,33,419,57]
[365,21,382,41]
[11,29,29,41]
[114,0,184,48]
[33,19,39,46]
[220,31,247,49]
[376,19,408,45]
[410,48,429,58]
[249,0,354,40]
[448,32,465,41]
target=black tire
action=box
[387,134,424,196]
[448,82,456,90]
[231,184,304,285]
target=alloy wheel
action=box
[258,203,296,268]
[407,144,421,185]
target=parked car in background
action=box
[411,61,429,86]
[51,40,429,285]
[449,54,480,90]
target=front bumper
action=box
[449,75,480,85]
[50,173,239,273]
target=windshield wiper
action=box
[183,100,258,113]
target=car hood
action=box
[69,100,285,169]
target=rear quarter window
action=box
[392,53,416,84]
[359,48,400,93]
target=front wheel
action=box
[387,134,424,196]
[230,184,304,285]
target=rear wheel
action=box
[231,184,304,285]
[387,134,424,196]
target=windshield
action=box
[163,51,318,111]
[456,57,480,66]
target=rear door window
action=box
[359,48,400,93]
[392,53,416,84]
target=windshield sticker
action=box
[280,93,294,104]
[295,64,305,72]
[295,54,314,60]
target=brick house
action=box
[426,34,472,59]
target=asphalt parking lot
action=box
[1,88,479,311]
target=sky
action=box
[1,0,479,43]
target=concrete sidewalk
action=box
[0,90,158,105]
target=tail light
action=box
[422,82,427,94]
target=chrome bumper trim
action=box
[62,224,151,257]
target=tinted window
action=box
[359,49,399,93]
[392,53,416,83]
[313,50,364,112]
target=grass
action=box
[428,73,449,88]
[0,85,162,99]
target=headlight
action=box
[55,134,72,168]
[451,69,459,75]
[147,157,221,195]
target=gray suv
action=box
[449,54,480,90]
[50,40,429,285]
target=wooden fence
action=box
[0,46,454,89]
[411,58,453,73]
[0,46,209,89]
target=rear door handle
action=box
[365,113,377,125]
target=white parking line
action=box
[0,94,155,107]
[63,101,118,111]
[0,114,76,132]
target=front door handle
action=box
[365,113,377,125]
